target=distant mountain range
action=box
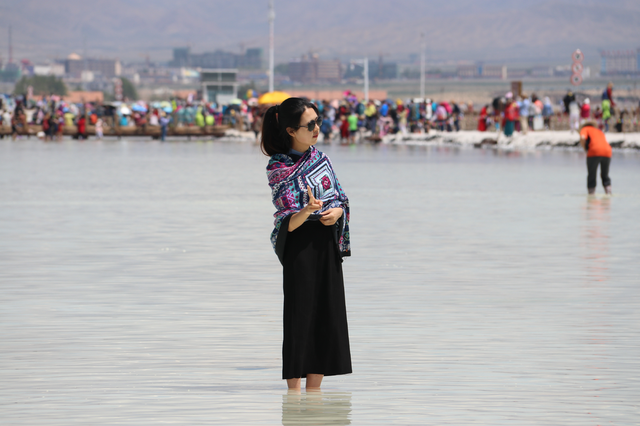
[1,0,639,66]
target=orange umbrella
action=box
[258,91,291,105]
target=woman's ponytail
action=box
[260,105,286,156]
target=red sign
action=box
[570,74,583,86]
[572,49,584,63]
[570,49,584,86]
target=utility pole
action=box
[83,36,88,91]
[8,25,13,64]
[268,0,275,93]
[363,57,369,102]
[420,32,425,100]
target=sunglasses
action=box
[294,116,322,132]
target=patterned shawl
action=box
[267,146,351,263]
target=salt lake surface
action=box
[1,139,639,425]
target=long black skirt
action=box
[282,220,352,380]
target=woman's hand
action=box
[320,208,343,226]
[288,186,323,232]
[303,186,323,214]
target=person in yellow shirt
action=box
[364,101,377,132]
[64,111,74,129]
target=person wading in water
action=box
[580,122,613,195]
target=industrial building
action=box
[456,64,506,79]
[64,54,121,79]
[171,48,262,70]
[200,68,239,105]
[600,49,640,75]
[288,55,342,84]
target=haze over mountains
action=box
[1,0,639,66]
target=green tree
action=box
[13,75,68,96]
[118,77,138,101]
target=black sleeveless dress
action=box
[281,218,352,380]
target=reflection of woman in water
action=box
[262,98,352,390]
[282,391,352,425]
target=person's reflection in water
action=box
[583,196,611,283]
[282,389,352,425]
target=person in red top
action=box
[579,122,612,194]
[477,105,488,131]
[606,82,615,108]
[77,115,87,140]
[502,95,518,137]
[580,98,591,125]
[339,114,349,145]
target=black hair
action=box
[260,97,319,156]
[580,121,596,130]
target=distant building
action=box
[343,63,364,80]
[600,49,639,75]
[553,65,572,77]
[457,64,506,79]
[191,51,237,69]
[172,48,190,67]
[457,65,480,78]
[0,63,21,83]
[507,69,527,79]
[33,64,65,77]
[241,48,263,69]
[529,66,553,77]
[288,55,341,84]
[481,65,506,79]
[65,54,121,79]
[344,60,397,80]
[374,62,398,80]
[171,47,263,70]
[200,68,239,104]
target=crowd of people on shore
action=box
[306,86,639,142]
[0,94,247,141]
[2,82,640,142]
[492,83,636,137]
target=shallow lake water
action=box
[1,138,639,425]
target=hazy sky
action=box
[1,0,639,65]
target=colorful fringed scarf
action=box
[267,146,350,263]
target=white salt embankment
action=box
[223,128,640,151]
[382,130,640,150]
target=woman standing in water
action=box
[261,97,352,390]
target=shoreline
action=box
[3,129,640,151]
[381,130,640,150]
[222,129,640,151]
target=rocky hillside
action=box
[1,0,638,64]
